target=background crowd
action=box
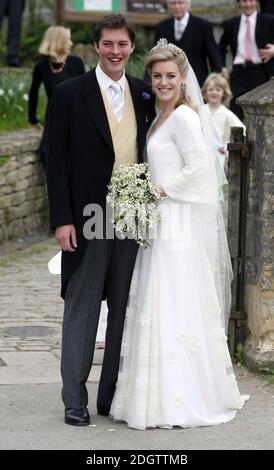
[0,1,273,128]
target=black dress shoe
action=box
[7,57,21,68]
[65,407,90,426]
[97,404,110,416]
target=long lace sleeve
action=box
[162,106,214,204]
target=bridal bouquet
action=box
[107,163,161,247]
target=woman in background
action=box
[28,26,85,166]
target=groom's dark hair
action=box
[94,14,135,46]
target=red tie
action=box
[244,18,253,63]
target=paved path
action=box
[0,235,103,384]
[0,235,273,450]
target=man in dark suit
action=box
[46,14,155,426]
[0,0,25,67]
[153,0,222,86]
[260,0,274,14]
[219,0,274,119]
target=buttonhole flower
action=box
[142,91,151,100]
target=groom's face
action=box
[95,27,134,81]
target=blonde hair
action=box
[145,39,197,111]
[202,73,232,104]
[39,26,71,63]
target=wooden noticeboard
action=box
[57,0,169,27]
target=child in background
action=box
[202,73,245,201]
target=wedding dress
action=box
[110,104,248,430]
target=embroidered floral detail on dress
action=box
[176,331,186,343]
[174,394,184,407]
[138,314,149,327]
[189,341,198,353]
[167,352,177,364]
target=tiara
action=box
[149,38,187,59]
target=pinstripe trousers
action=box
[61,237,138,410]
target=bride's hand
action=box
[157,184,167,197]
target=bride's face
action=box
[151,60,184,105]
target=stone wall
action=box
[0,129,48,242]
[237,78,274,370]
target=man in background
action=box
[260,0,274,14]
[153,0,222,86]
[0,0,25,67]
[219,0,274,119]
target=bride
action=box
[110,39,248,430]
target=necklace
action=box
[49,59,66,74]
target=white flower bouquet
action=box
[107,163,162,247]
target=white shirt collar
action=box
[95,63,126,93]
[175,12,190,28]
[241,10,257,25]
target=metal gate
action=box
[227,127,254,356]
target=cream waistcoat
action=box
[100,80,138,171]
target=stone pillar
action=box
[237,77,274,371]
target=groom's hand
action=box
[55,224,78,252]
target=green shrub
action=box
[126,54,146,79]
[235,342,244,363]
[68,22,94,46]
[20,19,49,66]
[0,72,47,133]
[0,155,10,167]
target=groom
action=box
[46,14,155,426]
